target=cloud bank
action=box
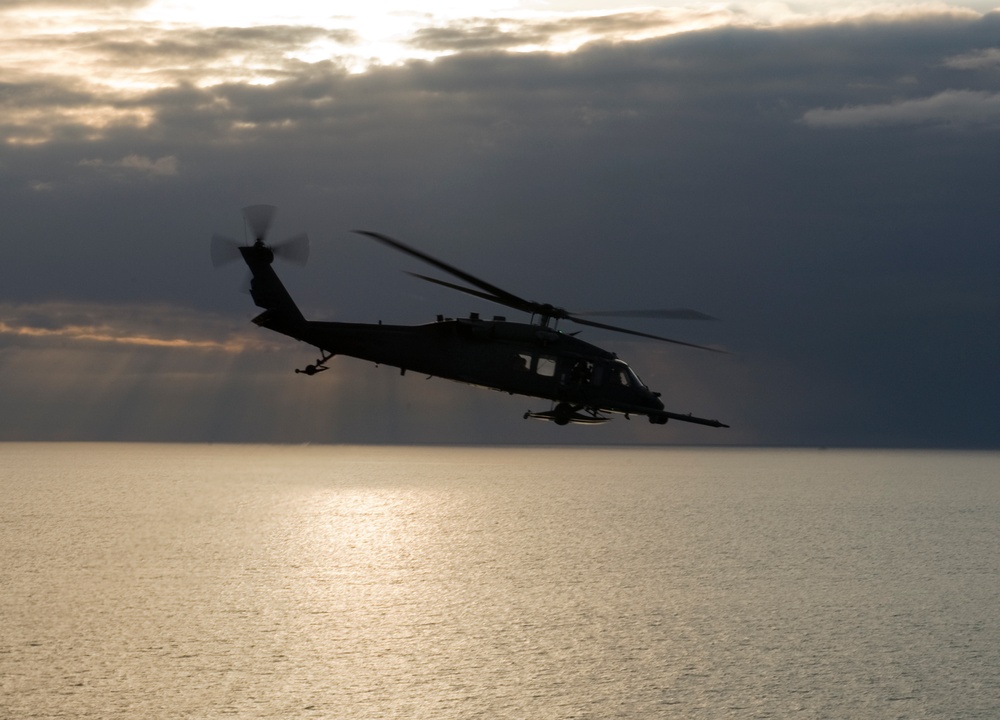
[2,7,999,446]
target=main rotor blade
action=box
[576,308,718,321]
[354,230,541,316]
[355,229,724,352]
[406,272,510,306]
[243,204,276,242]
[273,232,310,265]
[210,234,242,268]
[569,316,729,353]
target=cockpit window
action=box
[625,366,647,389]
[609,361,646,389]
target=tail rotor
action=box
[210,233,243,268]
[210,205,310,270]
[243,204,277,244]
[272,231,309,265]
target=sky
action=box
[2,0,999,446]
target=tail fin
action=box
[240,242,306,330]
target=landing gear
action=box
[295,350,334,376]
[523,403,610,425]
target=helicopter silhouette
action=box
[212,205,728,428]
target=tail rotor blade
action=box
[273,232,310,265]
[210,234,242,268]
[243,204,277,242]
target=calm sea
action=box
[1,444,998,719]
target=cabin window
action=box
[568,360,594,386]
[513,352,557,377]
[536,355,557,377]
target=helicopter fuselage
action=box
[238,237,727,427]
[262,310,665,419]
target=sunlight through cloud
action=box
[5,0,983,109]
[1,0,992,146]
[0,302,279,354]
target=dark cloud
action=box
[2,11,999,446]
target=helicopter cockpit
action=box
[557,358,647,390]
[606,360,646,389]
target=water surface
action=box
[2,444,998,718]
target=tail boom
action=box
[240,243,306,332]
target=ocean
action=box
[1,444,998,719]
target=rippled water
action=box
[2,444,998,718]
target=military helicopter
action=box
[212,205,728,428]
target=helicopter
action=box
[211,205,729,428]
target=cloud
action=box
[80,154,179,177]
[0,20,357,143]
[408,8,734,53]
[802,89,1000,128]
[943,46,1000,69]
[9,27,350,90]
[0,0,147,9]
[0,3,991,147]
[70,24,357,83]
